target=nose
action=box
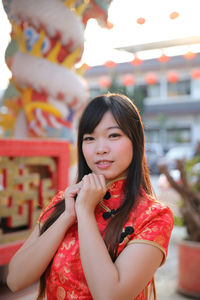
[96,139,109,155]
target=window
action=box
[89,87,101,98]
[135,84,148,98]
[147,83,160,98]
[191,78,200,98]
[167,80,190,97]
[145,128,160,143]
[167,127,191,143]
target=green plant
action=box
[101,72,146,114]
[174,215,184,227]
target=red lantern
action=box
[99,76,111,88]
[169,11,179,20]
[157,54,170,63]
[131,54,143,66]
[167,71,179,83]
[183,51,196,60]
[84,63,91,70]
[107,21,114,29]
[145,73,157,85]
[191,69,200,80]
[122,74,135,86]
[137,17,146,25]
[104,60,116,68]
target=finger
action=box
[88,173,97,189]
[91,173,103,190]
[65,184,81,198]
[76,181,83,188]
[82,174,90,187]
[98,174,106,191]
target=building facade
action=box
[84,52,200,152]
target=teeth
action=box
[98,161,109,165]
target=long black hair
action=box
[37,93,152,299]
[77,93,152,257]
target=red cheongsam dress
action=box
[38,177,174,300]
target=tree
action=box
[159,155,200,242]
[101,72,146,114]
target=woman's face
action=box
[82,111,133,181]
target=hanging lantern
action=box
[169,11,179,20]
[84,63,91,70]
[183,51,196,60]
[191,69,200,80]
[131,54,143,66]
[107,21,114,29]
[137,17,146,25]
[167,71,179,83]
[122,74,135,86]
[158,54,170,63]
[104,60,116,68]
[145,73,157,85]
[99,76,111,88]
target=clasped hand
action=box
[64,174,106,222]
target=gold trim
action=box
[127,239,166,266]
[99,201,110,212]
[144,285,149,300]
[98,176,126,212]
[144,276,156,300]
[106,176,126,189]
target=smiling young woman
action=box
[7,93,174,300]
[82,111,133,181]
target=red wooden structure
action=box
[0,139,70,265]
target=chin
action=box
[94,172,113,180]
[103,174,118,181]
[93,168,122,181]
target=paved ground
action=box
[153,176,195,300]
[0,176,197,299]
[156,226,192,300]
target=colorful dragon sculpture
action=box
[1,0,113,140]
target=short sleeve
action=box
[37,191,65,225]
[128,203,174,265]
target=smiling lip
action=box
[95,160,113,169]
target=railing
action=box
[144,95,199,106]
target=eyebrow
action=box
[83,126,121,136]
[107,126,120,130]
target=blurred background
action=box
[0,0,200,299]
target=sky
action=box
[0,0,200,91]
[82,0,200,65]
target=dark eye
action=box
[109,133,121,138]
[83,136,94,141]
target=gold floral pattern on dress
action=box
[67,290,78,299]
[61,238,76,251]
[56,286,66,300]
[58,270,69,285]
[38,191,65,225]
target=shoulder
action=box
[51,191,65,204]
[38,190,65,224]
[44,190,65,210]
[134,191,174,231]
[127,191,174,264]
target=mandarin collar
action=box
[99,176,126,212]
[106,176,127,190]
